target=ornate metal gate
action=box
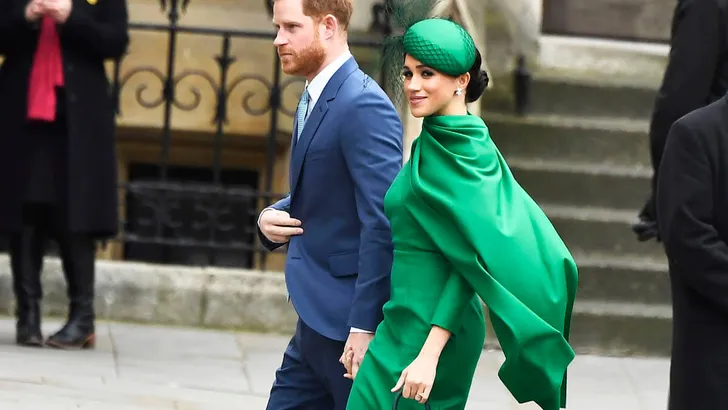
[110,0,389,270]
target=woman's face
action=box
[402,54,469,118]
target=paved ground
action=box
[0,318,669,409]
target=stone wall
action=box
[479,0,524,113]
[0,254,298,334]
[0,254,503,350]
[542,0,674,42]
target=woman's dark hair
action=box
[465,48,489,103]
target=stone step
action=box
[507,158,652,210]
[524,73,659,120]
[537,35,668,85]
[485,300,672,357]
[569,301,672,357]
[542,205,666,261]
[575,256,669,306]
[485,112,651,168]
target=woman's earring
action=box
[455,88,463,96]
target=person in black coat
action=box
[656,93,728,409]
[633,0,728,242]
[0,0,128,349]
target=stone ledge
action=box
[538,34,669,87]
[0,253,501,349]
[0,254,298,335]
[0,254,675,355]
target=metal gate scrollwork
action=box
[111,0,391,270]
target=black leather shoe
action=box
[16,302,43,347]
[45,305,95,350]
[46,234,96,350]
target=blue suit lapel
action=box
[289,57,359,195]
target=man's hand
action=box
[25,0,46,22]
[43,0,72,23]
[340,332,373,380]
[258,209,303,244]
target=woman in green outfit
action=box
[342,11,579,410]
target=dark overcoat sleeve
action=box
[59,0,130,60]
[0,1,39,55]
[649,0,723,174]
[656,120,728,314]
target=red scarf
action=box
[27,16,64,122]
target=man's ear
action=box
[321,14,338,38]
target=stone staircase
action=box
[482,69,672,357]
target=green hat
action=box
[380,0,477,103]
[402,18,476,77]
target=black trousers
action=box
[266,319,352,410]
[10,202,95,315]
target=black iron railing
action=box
[111,0,390,270]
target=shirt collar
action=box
[305,50,353,103]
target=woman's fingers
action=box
[402,381,413,400]
[416,384,432,403]
[392,369,432,403]
[391,370,407,392]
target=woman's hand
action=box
[391,353,438,404]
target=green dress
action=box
[346,113,578,410]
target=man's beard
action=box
[279,33,326,77]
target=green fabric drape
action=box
[405,113,578,409]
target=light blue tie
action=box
[296,88,310,141]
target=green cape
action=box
[404,113,578,409]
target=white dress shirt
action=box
[303,50,353,118]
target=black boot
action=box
[9,225,47,347]
[46,235,96,350]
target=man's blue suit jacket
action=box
[258,57,404,342]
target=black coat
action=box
[649,0,728,190]
[0,0,129,239]
[656,94,728,410]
